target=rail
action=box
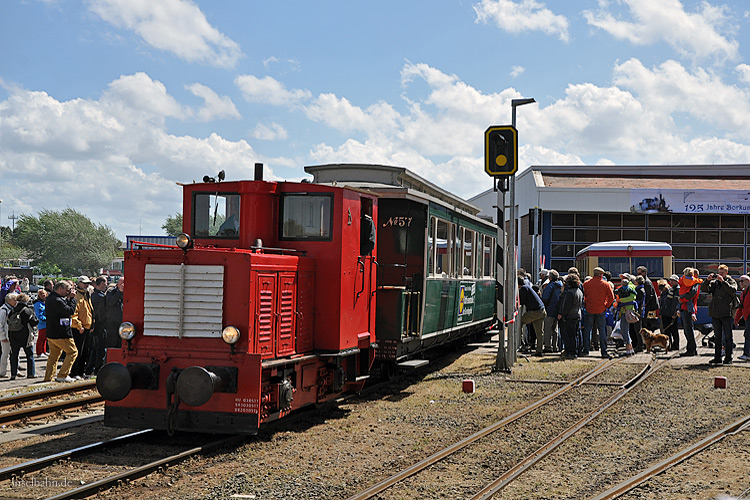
[44,434,245,500]
[0,394,104,426]
[469,352,669,500]
[589,413,750,500]
[0,381,96,410]
[346,357,621,500]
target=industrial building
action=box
[469,165,750,279]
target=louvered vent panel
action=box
[143,264,224,337]
[256,275,275,357]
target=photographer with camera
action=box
[701,265,738,365]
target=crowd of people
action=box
[0,275,124,383]
[518,264,747,364]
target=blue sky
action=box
[2,0,750,240]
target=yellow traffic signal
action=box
[485,125,517,176]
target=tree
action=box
[162,213,183,236]
[14,208,122,275]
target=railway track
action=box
[0,428,244,499]
[590,413,750,500]
[346,355,634,500]
[468,352,674,500]
[0,381,103,427]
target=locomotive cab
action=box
[98,172,377,434]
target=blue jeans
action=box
[680,310,696,354]
[584,312,608,357]
[10,344,34,378]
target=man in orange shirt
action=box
[583,267,616,358]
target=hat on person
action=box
[539,268,549,276]
[669,274,679,282]
[76,275,93,284]
[593,267,605,275]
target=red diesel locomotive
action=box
[97,163,495,434]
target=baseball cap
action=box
[76,275,93,284]
[669,274,679,281]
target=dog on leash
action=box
[640,328,670,353]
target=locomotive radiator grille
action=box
[143,264,224,338]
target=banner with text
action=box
[630,189,750,215]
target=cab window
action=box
[193,193,240,238]
[280,194,333,240]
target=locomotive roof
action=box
[304,163,482,216]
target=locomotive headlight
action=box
[119,322,136,340]
[176,233,193,249]
[221,326,240,345]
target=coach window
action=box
[435,219,451,276]
[457,227,465,276]
[462,229,474,277]
[428,217,436,276]
[280,194,333,240]
[483,235,494,278]
[193,193,241,238]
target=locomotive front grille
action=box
[143,264,224,338]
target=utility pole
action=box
[504,98,535,371]
[8,211,18,232]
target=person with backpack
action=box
[8,293,39,380]
[0,293,18,377]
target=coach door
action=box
[254,272,298,360]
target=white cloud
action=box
[88,0,242,68]
[234,75,312,106]
[251,122,288,141]
[736,64,750,84]
[185,83,241,121]
[279,60,750,194]
[304,95,400,136]
[583,0,738,62]
[0,74,270,239]
[473,0,570,42]
[613,59,750,133]
[510,66,525,78]
[262,56,301,73]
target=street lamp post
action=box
[504,97,535,369]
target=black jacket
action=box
[558,287,583,320]
[518,283,545,312]
[642,277,659,312]
[92,288,107,334]
[105,287,123,327]
[701,276,738,318]
[659,286,680,318]
[8,300,38,348]
[45,290,77,340]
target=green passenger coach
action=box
[304,164,497,371]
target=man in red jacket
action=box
[734,275,750,361]
[583,267,615,358]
